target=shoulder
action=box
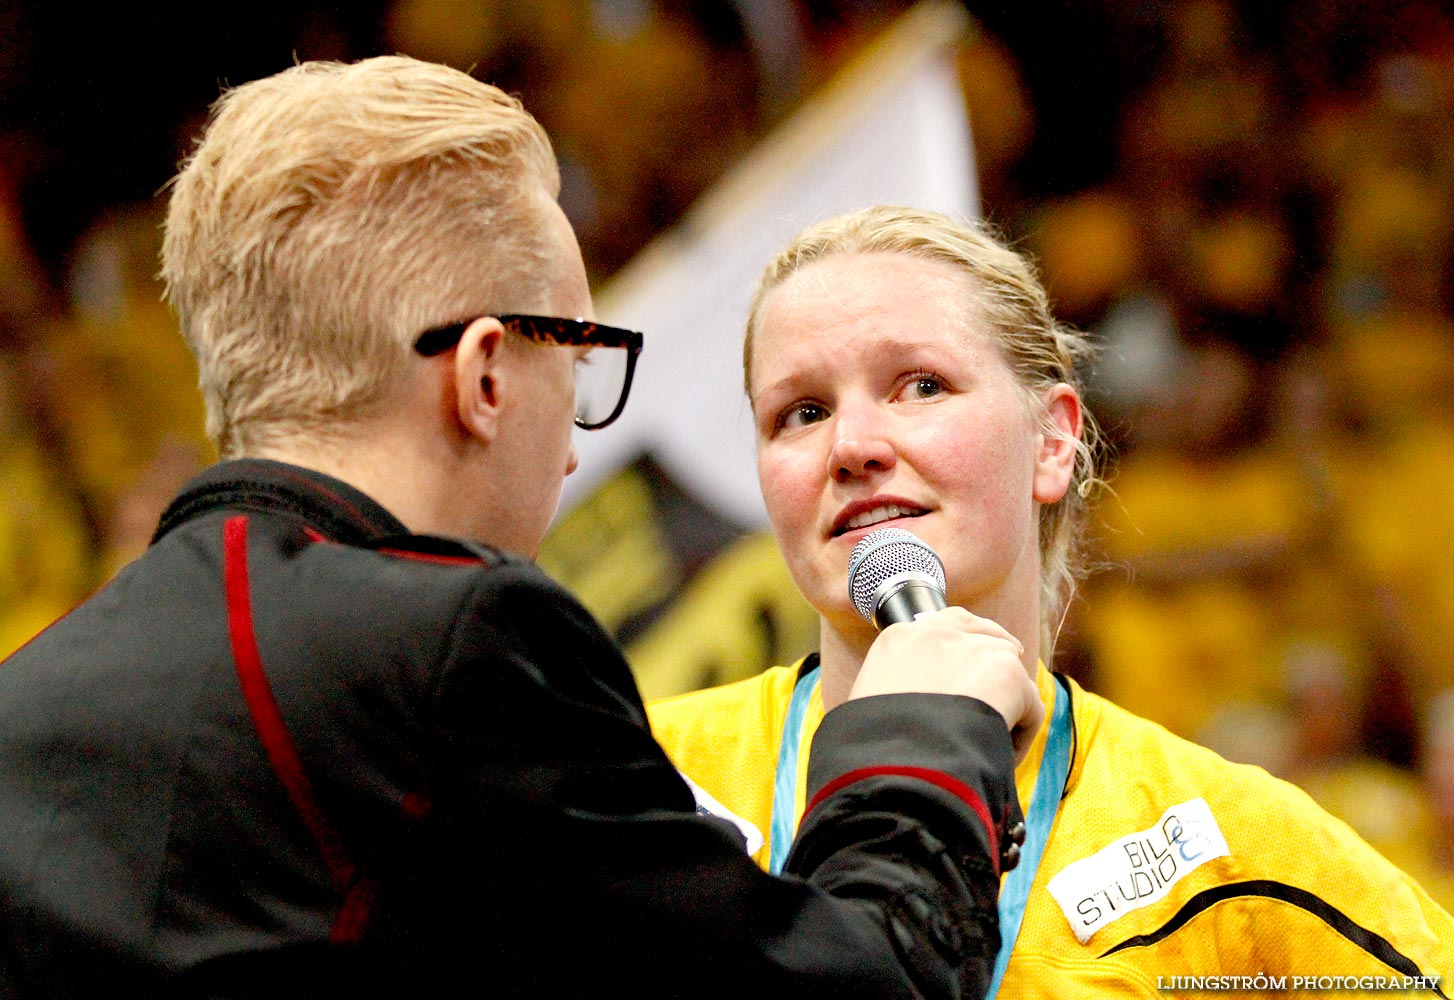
[647,663,810,792]
[648,663,802,743]
[1051,684,1454,964]
[1071,684,1354,837]
[357,536,625,687]
[645,663,808,860]
[1076,687,1311,810]
[337,535,646,732]
[276,524,577,620]
[203,514,608,680]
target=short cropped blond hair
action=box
[162,56,561,456]
[745,206,1103,660]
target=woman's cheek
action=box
[761,462,808,537]
[759,452,819,554]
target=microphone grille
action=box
[847,527,946,622]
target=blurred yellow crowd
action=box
[1009,0,1454,908]
[3,0,1454,907]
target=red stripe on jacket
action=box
[223,515,366,940]
[804,765,1001,877]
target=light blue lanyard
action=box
[985,675,1072,999]
[768,665,1074,997]
[768,664,821,875]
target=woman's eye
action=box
[898,372,946,401]
[779,402,829,431]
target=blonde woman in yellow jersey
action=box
[649,206,1453,998]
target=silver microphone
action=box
[847,527,947,630]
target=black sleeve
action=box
[788,695,1023,1000]
[405,559,1018,999]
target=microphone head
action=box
[847,527,946,623]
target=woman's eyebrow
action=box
[754,337,962,396]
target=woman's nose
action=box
[827,406,896,482]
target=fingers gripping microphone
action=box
[847,527,947,630]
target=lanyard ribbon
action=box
[768,665,1073,999]
[768,665,820,875]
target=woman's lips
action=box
[831,500,928,537]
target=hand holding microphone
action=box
[845,528,1043,761]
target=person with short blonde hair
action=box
[652,204,1453,997]
[1,62,1039,997]
[162,56,563,457]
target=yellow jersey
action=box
[650,660,1454,997]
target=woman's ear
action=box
[1032,383,1083,504]
[454,317,507,445]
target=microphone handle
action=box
[873,576,949,629]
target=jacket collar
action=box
[152,458,409,546]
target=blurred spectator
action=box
[0,360,95,659]
[544,5,762,278]
[1414,690,1454,910]
[0,164,95,658]
[1279,640,1430,883]
[956,24,1034,218]
[1026,189,1144,328]
[43,207,211,575]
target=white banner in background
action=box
[564,1,980,528]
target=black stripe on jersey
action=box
[1100,879,1447,996]
[794,653,822,685]
[1053,673,1078,802]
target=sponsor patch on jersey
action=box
[1046,797,1230,943]
[678,770,765,855]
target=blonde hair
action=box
[161,56,561,457]
[745,205,1103,661]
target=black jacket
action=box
[0,459,1020,998]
